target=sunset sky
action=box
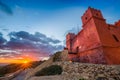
[0,0,120,63]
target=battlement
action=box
[66,33,75,41]
[81,7,104,26]
[82,7,101,17]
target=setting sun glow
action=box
[23,60,29,64]
[0,57,32,64]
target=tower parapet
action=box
[66,33,75,41]
[66,33,75,52]
[81,7,105,27]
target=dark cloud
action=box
[0,31,63,59]
[0,0,13,15]
[0,32,6,45]
[8,31,61,44]
[6,38,36,49]
[2,29,9,32]
[34,32,61,44]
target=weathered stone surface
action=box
[60,50,69,61]
[52,62,120,80]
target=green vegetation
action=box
[0,66,3,77]
[0,75,3,77]
[35,65,62,76]
[53,51,61,62]
[79,78,85,80]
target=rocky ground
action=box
[25,61,120,80]
[1,61,119,80]
[51,62,120,80]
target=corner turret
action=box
[66,33,75,52]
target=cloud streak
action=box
[0,33,6,45]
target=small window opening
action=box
[108,27,110,30]
[96,13,99,16]
[76,46,79,53]
[85,17,87,20]
[113,35,119,42]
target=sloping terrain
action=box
[25,51,120,80]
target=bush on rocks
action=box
[35,65,62,76]
[53,51,62,62]
[79,78,85,80]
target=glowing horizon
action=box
[0,57,32,64]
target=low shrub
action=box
[0,75,4,77]
[79,78,85,80]
[53,51,61,62]
[35,65,62,76]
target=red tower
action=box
[66,7,120,64]
[66,33,75,53]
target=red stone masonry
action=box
[66,7,120,64]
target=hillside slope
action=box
[25,50,120,80]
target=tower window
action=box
[76,46,79,53]
[112,35,119,42]
[96,13,99,16]
[85,17,87,20]
[108,27,110,30]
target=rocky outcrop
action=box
[60,50,69,61]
